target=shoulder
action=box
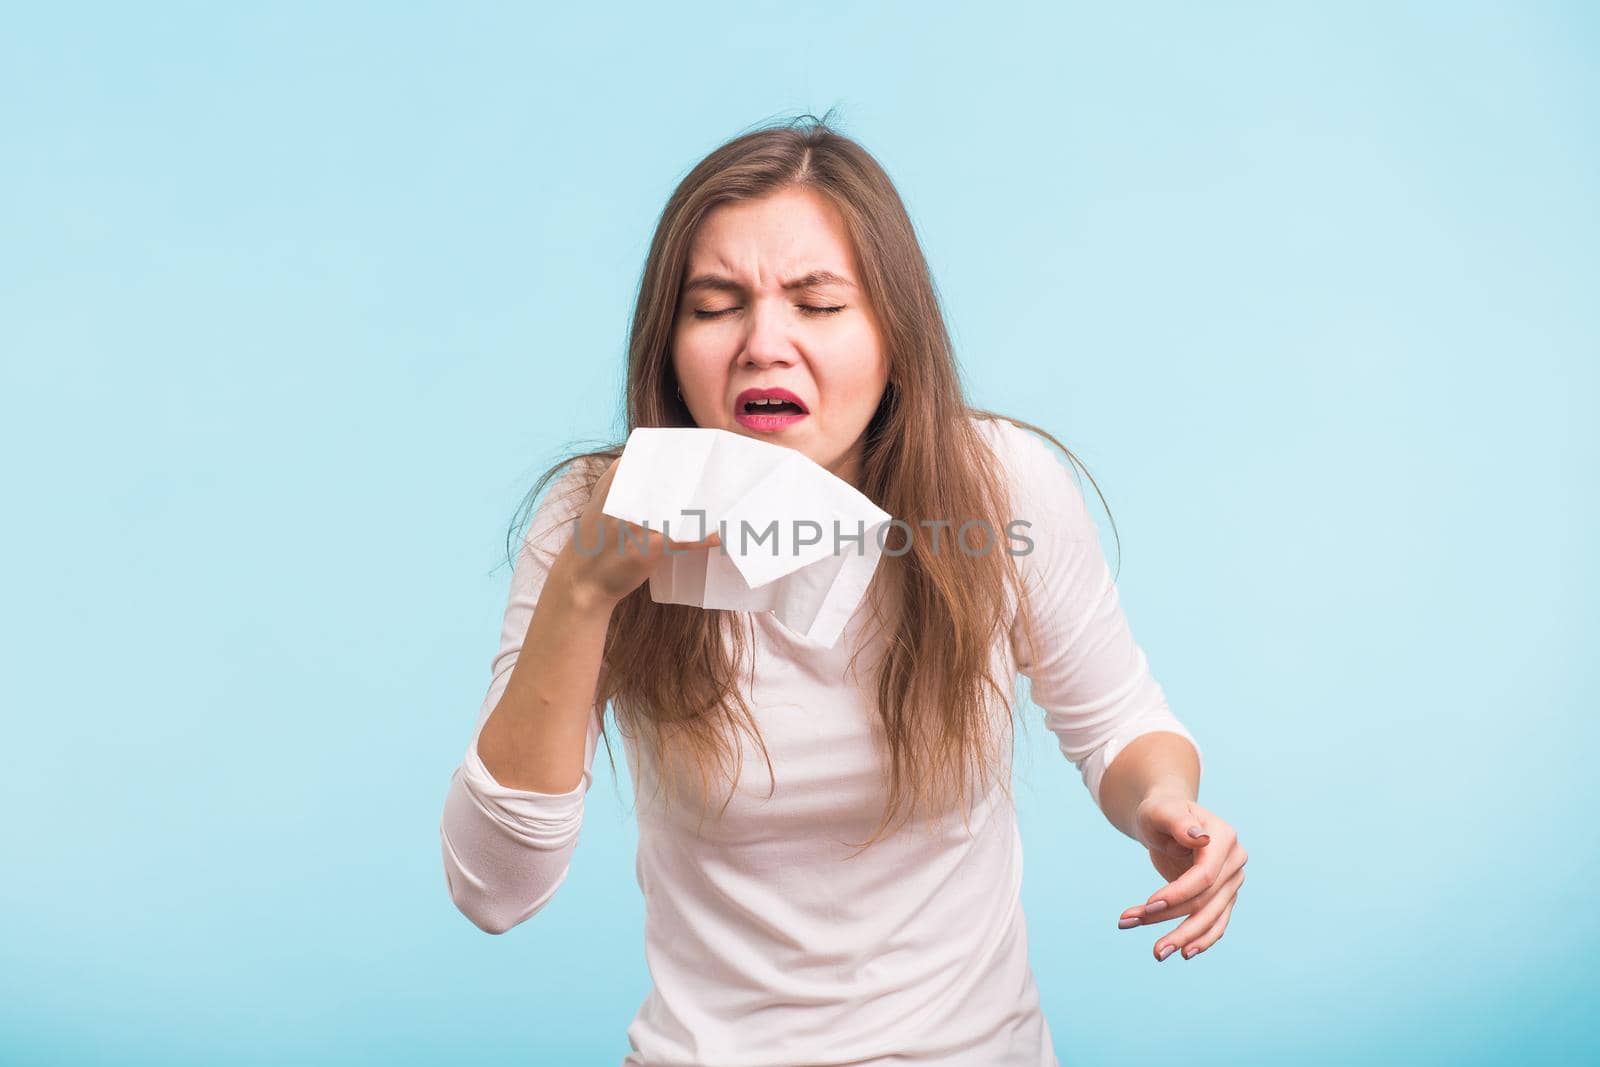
[521,451,613,560]
[964,412,1094,539]
[966,412,1071,489]
[528,458,591,529]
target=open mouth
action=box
[734,389,809,432]
[742,399,806,415]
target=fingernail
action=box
[1187,826,1208,839]
[1182,946,1199,959]
[1157,945,1176,961]
[1117,917,1140,929]
[1142,899,1167,915]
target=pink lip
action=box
[734,387,810,433]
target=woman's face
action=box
[671,185,889,489]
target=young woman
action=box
[439,115,1246,1067]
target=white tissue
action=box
[599,427,893,648]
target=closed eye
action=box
[691,305,846,319]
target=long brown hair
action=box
[505,111,1118,853]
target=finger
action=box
[1121,835,1242,925]
[1147,837,1195,861]
[1122,864,1212,928]
[664,532,721,552]
[1132,799,1211,869]
[1155,867,1243,961]
[1132,826,1236,918]
[662,522,722,549]
[1180,894,1238,960]
[1132,852,1214,919]
[1162,800,1211,848]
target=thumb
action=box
[1141,795,1210,853]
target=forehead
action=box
[685,186,856,278]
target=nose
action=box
[739,296,797,370]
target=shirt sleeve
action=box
[1000,422,1204,811]
[439,460,606,934]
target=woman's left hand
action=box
[1117,792,1246,962]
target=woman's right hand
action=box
[555,456,722,608]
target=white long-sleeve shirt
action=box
[440,415,1204,1067]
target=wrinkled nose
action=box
[740,298,797,369]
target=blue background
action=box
[3,2,1595,1064]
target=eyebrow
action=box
[682,269,857,294]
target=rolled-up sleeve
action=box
[999,422,1203,810]
[439,462,606,934]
